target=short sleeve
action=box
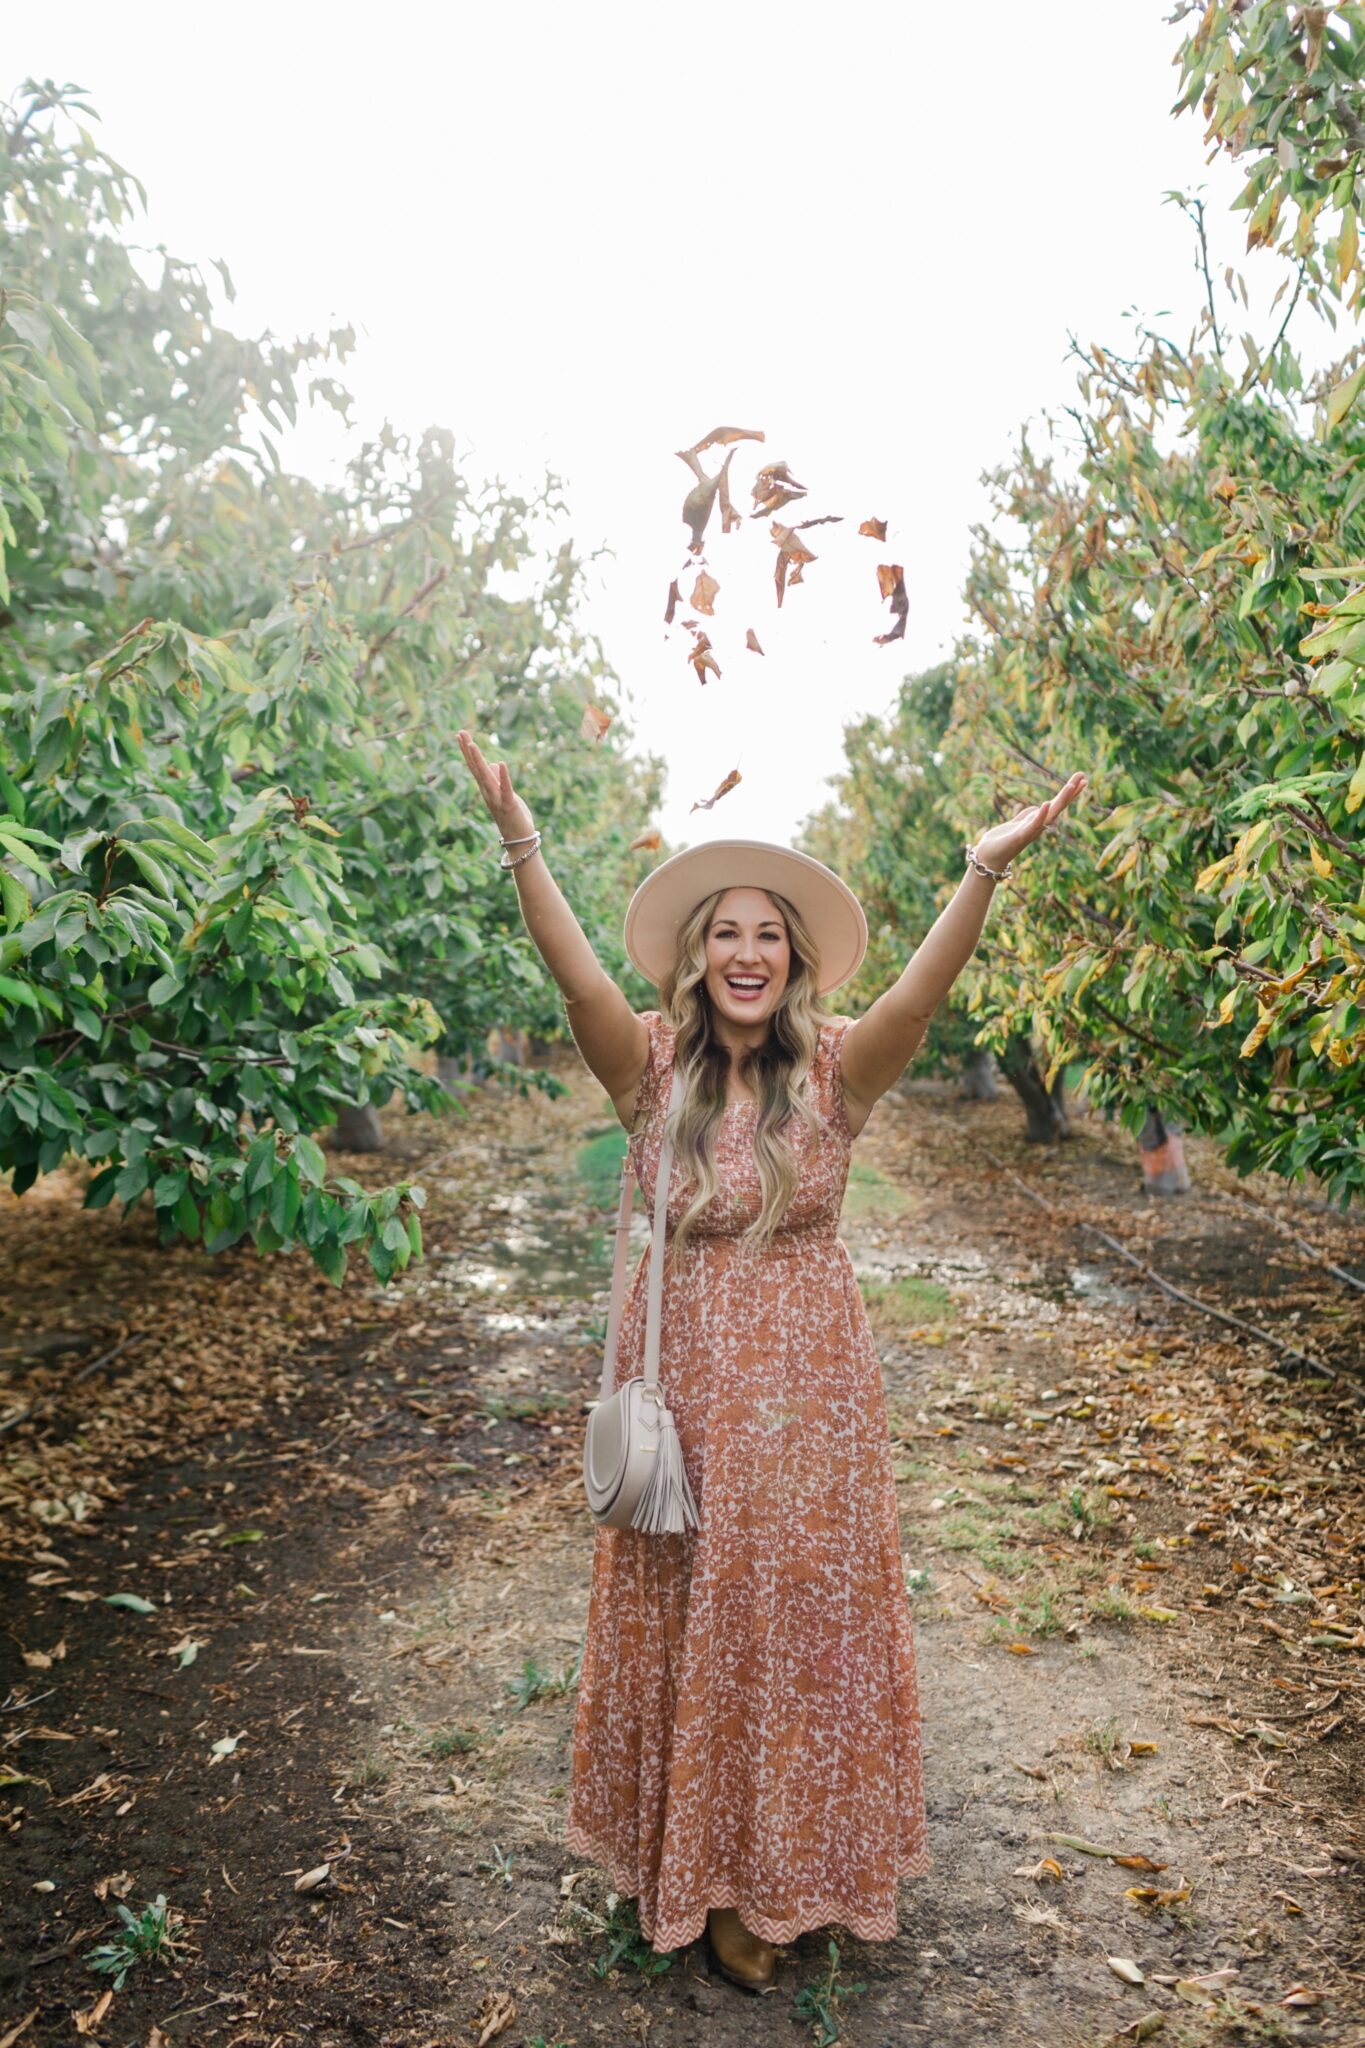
[816,1016,856,1139]
[629,1009,676,1136]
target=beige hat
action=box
[623,838,868,995]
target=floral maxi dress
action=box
[565,1011,930,1952]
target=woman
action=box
[457,729,1085,1991]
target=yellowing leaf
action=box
[1346,747,1365,814]
[1309,842,1334,879]
[1238,1012,1274,1059]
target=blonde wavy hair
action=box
[643,885,841,1267]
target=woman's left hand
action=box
[970,772,1088,873]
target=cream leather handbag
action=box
[583,1068,701,1534]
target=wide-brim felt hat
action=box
[623,838,868,996]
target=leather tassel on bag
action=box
[630,1402,701,1535]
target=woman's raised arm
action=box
[456,730,649,1107]
[841,771,1088,1122]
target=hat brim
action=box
[623,839,868,996]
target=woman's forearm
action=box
[505,843,611,1006]
[893,866,1001,1017]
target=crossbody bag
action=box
[582,1067,701,1534]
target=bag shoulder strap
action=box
[600,1061,683,1399]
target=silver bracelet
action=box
[964,843,1012,883]
[499,830,539,845]
[498,831,542,871]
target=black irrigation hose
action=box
[919,1107,1365,1401]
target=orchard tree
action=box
[0,79,664,1279]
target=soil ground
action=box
[2,1049,1363,2048]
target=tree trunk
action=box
[436,1052,479,1101]
[329,1102,386,1153]
[957,1049,1000,1102]
[490,1026,532,1067]
[1138,1105,1192,1196]
[1000,1034,1071,1144]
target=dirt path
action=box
[2,1056,1362,2047]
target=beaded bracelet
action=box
[964,843,1013,883]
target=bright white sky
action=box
[12,3,1339,849]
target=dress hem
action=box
[562,1818,932,1953]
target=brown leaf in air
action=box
[688,631,721,685]
[580,701,612,745]
[717,447,743,534]
[689,425,766,454]
[772,522,817,608]
[745,629,765,656]
[629,828,662,852]
[792,514,844,530]
[690,569,720,616]
[752,460,808,519]
[859,516,888,540]
[874,563,908,645]
[677,449,722,553]
[664,580,682,626]
[691,767,741,812]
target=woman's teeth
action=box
[725,977,767,1001]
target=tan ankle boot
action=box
[706,1906,776,1992]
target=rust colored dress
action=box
[564,1011,929,1952]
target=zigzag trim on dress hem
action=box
[563,1819,932,1953]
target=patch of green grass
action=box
[83,1895,183,1993]
[505,1641,583,1711]
[585,1894,676,1981]
[576,1128,629,1209]
[348,1743,393,1788]
[791,1935,870,2044]
[842,1158,912,1219]
[988,1587,1066,1641]
[426,1724,481,1759]
[1088,1588,1139,1625]
[937,1510,1030,1579]
[860,1274,956,1331]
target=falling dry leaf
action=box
[691,767,741,813]
[859,516,888,540]
[629,828,662,852]
[688,631,721,685]
[717,447,743,534]
[688,425,765,454]
[580,701,612,744]
[1108,1958,1146,1986]
[874,563,908,645]
[772,522,817,607]
[690,569,720,616]
[792,514,844,530]
[677,449,722,553]
[664,580,682,626]
[745,628,764,656]
[751,460,808,518]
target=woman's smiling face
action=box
[702,887,791,1028]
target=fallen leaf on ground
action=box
[1013,1856,1065,1882]
[1281,1986,1323,2008]
[1108,1957,1146,1986]
[1173,1968,1240,2004]
[745,628,764,655]
[859,516,888,540]
[691,767,741,812]
[474,1989,517,2045]
[1005,1641,1035,1655]
[1116,2017,1166,2041]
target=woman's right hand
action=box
[457,729,537,846]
